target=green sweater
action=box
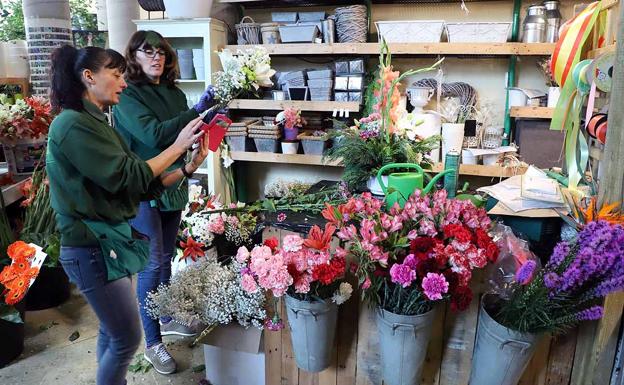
[47,99,164,247]
[113,82,199,212]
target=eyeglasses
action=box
[137,48,166,58]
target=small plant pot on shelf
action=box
[281,141,300,154]
[283,127,300,141]
[226,136,247,152]
[253,138,279,153]
[298,131,329,155]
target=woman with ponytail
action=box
[47,45,210,385]
[112,31,219,374]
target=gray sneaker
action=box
[144,343,176,375]
[160,319,199,337]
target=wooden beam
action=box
[510,107,554,119]
[227,99,360,112]
[225,42,556,56]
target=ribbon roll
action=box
[596,120,608,144]
[586,113,608,138]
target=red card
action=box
[200,113,232,152]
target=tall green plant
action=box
[0,0,25,41]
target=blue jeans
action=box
[60,246,141,385]
[131,202,182,348]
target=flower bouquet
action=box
[146,258,267,346]
[237,225,353,372]
[469,219,624,385]
[276,107,306,141]
[323,190,497,385]
[0,96,53,175]
[325,42,442,191]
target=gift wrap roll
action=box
[441,123,465,164]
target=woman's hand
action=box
[172,117,204,154]
[188,134,210,172]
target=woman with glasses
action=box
[112,30,216,375]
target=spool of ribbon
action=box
[587,51,615,92]
[587,113,608,138]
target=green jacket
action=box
[47,99,164,248]
[113,82,199,212]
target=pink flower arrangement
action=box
[0,97,54,142]
[322,190,498,315]
[281,108,306,128]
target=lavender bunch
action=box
[494,220,624,334]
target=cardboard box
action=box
[201,323,265,385]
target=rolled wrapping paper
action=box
[441,123,464,165]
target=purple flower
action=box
[390,263,417,288]
[589,275,624,298]
[546,241,571,270]
[543,272,560,290]
[277,212,287,223]
[515,260,537,285]
[575,306,604,321]
[403,254,418,269]
[264,316,284,331]
[421,272,449,301]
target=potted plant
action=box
[0,241,43,367]
[0,96,53,175]
[19,165,69,310]
[238,226,353,373]
[470,218,624,385]
[323,190,498,385]
[325,42,441,193]
[276,108,306,141]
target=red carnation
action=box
[410,237,441,261]
[443,224,473,244]
[263,237,279,252]
[312,256,346,285]
[475,228,492,249]
[485,243,499,263]
[416,258,440,278]
[450,285,473,312]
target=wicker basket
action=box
[236,16,262,45]
[138,0,165,12]
[445,22,512,43]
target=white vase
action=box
[547,86,561,108]
[367,175,388,196]
[281,141,299,154]
[441,123,465,164]
[164,0,213,19]
[462,149,479,165]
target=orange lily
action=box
[303,223,336,251]
[180,237,205,262]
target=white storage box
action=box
[375,20,444,43]
[201,323,265,385]
[445,22,512,43]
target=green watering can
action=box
[377,163,455,208]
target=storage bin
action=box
[349,59,365,74]
[307,69,333,79]
[226,136,247,152]
[253,138,279,153]
[279,24,320,43]
[308,78,333,88]
[347,76,363,90]
[272,12,298,23]
[445,22,512,43]
[334,76,349,91]
[335,60,350,74]
[298,11,326,22]
[301,138,328,155]
[348,92,362,102]
[335,92,349,102]
[375,20,445,43]
[261,23,281,44]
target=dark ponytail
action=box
[49,45,127,113]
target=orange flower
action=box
[5,276,29,292]
[321,203,342,225]
[303,223,336,251]
[7,241,36,261]
[4,286,27,305]
[0,265,17,284]
[180,237,205,262]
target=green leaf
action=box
[261,199,276,212]
[0,305,22,323]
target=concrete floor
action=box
[0,288,207,385]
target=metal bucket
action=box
[285,295,338,372]
[469,298,540,385]
[377,307,436,385]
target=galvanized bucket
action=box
[285,295,338,372]
[377,307,436,385]
[469,298,540,385]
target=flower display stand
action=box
[200,323,265,385]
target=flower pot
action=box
[469,298,540,385]
[25,265,71,311]
[0,301,25,368]
[283,127,299,141]
[163,0,213,19]
[441,123,465,163]
[281,141,299,154]
[253,138,279,153]
[300,139,327,155]
[2,137,47,175]
[367,175,388,196]
[377,307,436,385]
[285,295,338,372]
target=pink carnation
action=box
[208,215,225,234]
[283,234,304,252]
[241,273,258,293]
[421,272,449,301]
[236,246,250,263]
[390,263,416,288]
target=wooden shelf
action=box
[510,106,554,119]
[587,44,616,59]
[230,151,526,177]
[230,151,342,166]
[226,42,556,56]
[227,99,360,112]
